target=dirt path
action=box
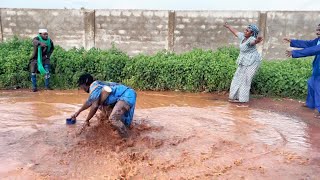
[0,90,319,179]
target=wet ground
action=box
[0,90,319,179]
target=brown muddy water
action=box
[0,90,319,179]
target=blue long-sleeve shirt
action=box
[291,38,320,76]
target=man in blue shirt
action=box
[71,73,137,138]
[285,24,320,118]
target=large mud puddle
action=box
[0,90,319,179]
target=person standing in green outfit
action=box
[29,28,54,92]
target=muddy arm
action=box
[77,100,99,135]
[84,100,100,123]
[72,101,91,119]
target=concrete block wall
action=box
[263,11,320,59]
[173,11,260,53]
[0,9,2,42]
[95,10,169,55]
[0,8,89,49]
[0,8,319,59]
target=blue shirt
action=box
[86,81,137,126]
[291,38,320,76]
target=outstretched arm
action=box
[224,22,239,38]
[77,100,100,135]
[76,86,111,135]
[286,44,320,58]
[71,101,91,119]
[74,97,99,135]
[84,100,99,124]
[283,37,318,48]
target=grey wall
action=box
[173,11,260,53]
[95,10,168,55]
[0,8,90,49]
[0,9,2,42]
[263,11,320,59]
[0,8,319,59]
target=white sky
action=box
[0,0,319,11]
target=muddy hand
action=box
[77,121,90,136]
[71,112,79,120]
[71,114,77,120]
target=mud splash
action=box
[0,90,319,179]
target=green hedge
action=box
[122,48,237,92]
[253,58,311,98]
[0,37,312,99]
[0,37,129,89]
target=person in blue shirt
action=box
[284,24,320,118]
[71,73,137,137]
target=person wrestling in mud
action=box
[71,73,137,138]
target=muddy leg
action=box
[98,106,113,124]
[109,101,130,138]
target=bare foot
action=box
[228,99,240,103]
[236,104,249,108]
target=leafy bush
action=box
[0,37,31,88]
[122,47,238,92]
[0,37,313,99]
[0,37,129,89]
[252,58,311,98]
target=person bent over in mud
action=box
[71,73,137,138]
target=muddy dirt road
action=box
[0,90,319,179]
